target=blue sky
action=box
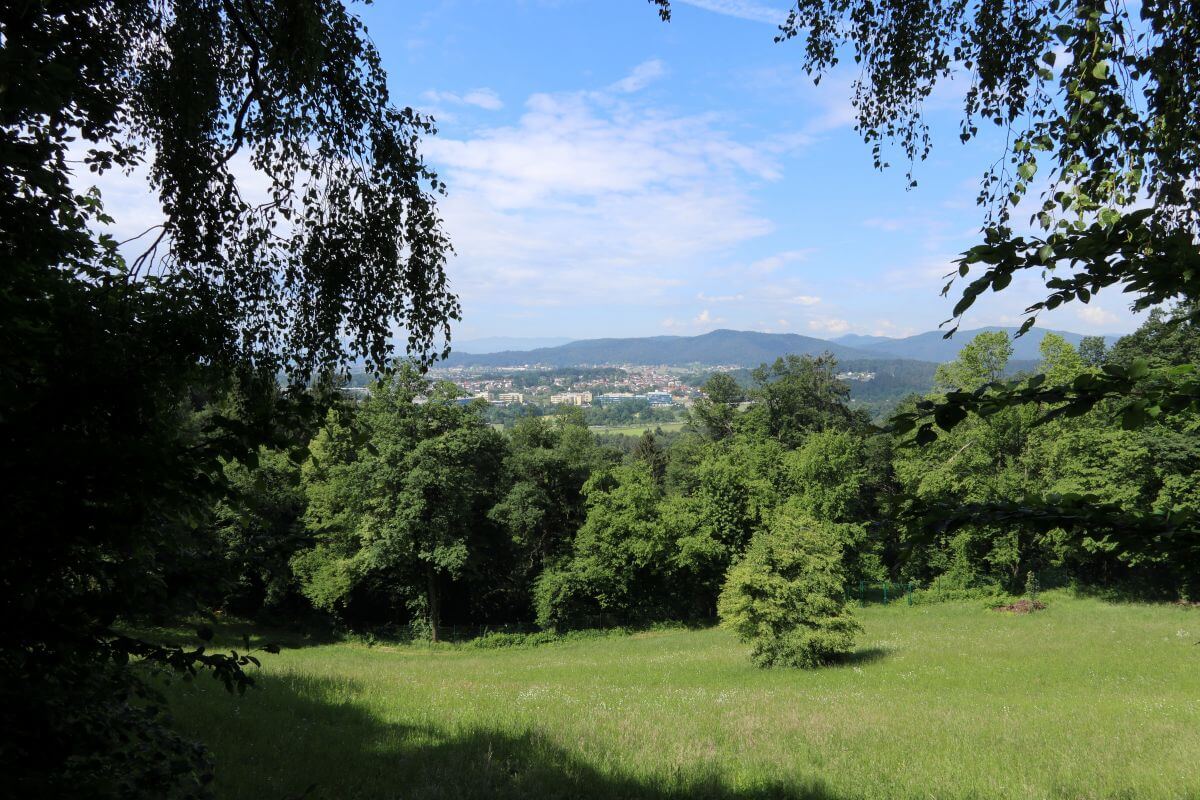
[98,0,1148,342]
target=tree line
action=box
[188,308,1198,652]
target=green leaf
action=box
[914,424,938,446]
[934,404,968,432]
[1121,403,1147,429]
[1091,61,1109,80]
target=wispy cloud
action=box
[609,59,667,93]
[697,291,746,303]
[789,295,821,306]
[1076,304,1122,328]
[424,61,777,315]
[674,0,789,25]
[807,317,851,334]
[423,87,504,110]
[661,308,728,331]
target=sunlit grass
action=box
[589,421,687,436]
[162,594,1200,799]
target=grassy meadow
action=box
[589,420,687,436]
[160,595,1200,800]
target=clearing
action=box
[164,595,1200,799]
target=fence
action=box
[848,581,916,606]
[432,613,634,643]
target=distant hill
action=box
[441,329,881,367]
[832,326,1121,362]
[439,326,1121,368]
[451,336,575,354]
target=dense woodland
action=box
[186,310,1199,646]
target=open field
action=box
[162,595,1200,799]
[589,420,687,436]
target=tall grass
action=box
[162,594,1200,799]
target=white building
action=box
[550,391,593,406]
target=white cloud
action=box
[746,249,813,275]
[674,0,789,24]
[661,308,727,331]
[870,319,917,337]
[789,295,821,306]
[863,217,905,232]
[610,60,667,93]
[423,87,504,110]
[1076,304,1122,328]
[697,291,745,303]
[424,66,777,315]
[807,318,851,334]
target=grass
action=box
[160,594,1200,799]
[589,420,687,436]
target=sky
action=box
[98,0,1149,342]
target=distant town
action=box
[428,364,710,408]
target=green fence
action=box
[848,581,916,606]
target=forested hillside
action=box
[834,327,1120,361]
[443,329,883,367]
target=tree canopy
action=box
[2,2,461,795]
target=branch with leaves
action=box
[888,359,1200,445]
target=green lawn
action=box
[162,595,1200,799]
[589,420,687,436]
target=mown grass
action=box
[589,420,687,436]
[160,594,1200,799]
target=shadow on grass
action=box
[173,672,850,800]
[125,617,342,653]
[831,646,890,667]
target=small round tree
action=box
[718,502,861,668]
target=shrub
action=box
[467,631,558,649]
[718,503,861,668]
[908,573,1008,606]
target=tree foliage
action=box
[295,370,507,640]
[718,503,861,668]
[2,1,460,793]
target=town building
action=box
[549,391,593,406]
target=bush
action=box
[718,503,861,668]
[464,627,631,650]
[908,573,1008,606]
[467,631,559,649]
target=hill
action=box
[443,329,886,367]
[833,326,1120,362]
[443,327,1118,368]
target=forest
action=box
[192,311,1198,649]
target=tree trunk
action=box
[427,564,441,643]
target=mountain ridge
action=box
[440,326,1118,368]
[442,329,878,367]
[832,326,1121,362]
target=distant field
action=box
[161,595,1200,799]
[589,420,687,436]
